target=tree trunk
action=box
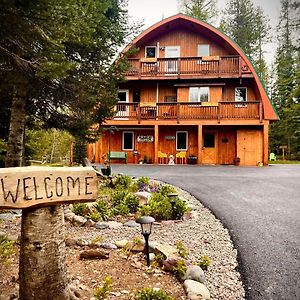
[5,74,27,168]
[5,75,71,299]
[19,206,71,300]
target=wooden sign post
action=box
[279,145,287,160]
[0,166,98,300]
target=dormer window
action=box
[145,46,156,58]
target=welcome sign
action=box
[0,166,98,209]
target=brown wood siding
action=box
[237,129,263,166]
[218,129,236,164]
[223,84,258,101]
[158,126,198,158]
[136,28,232,59]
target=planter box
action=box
[187,157,197,164]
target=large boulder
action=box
[183,265,205,283]
[183,280,210,300]
[154,243,179,259]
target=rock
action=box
[79,249,109,260]
[84,219,95,227]
[161,220,175,226]
[154,243,179,258]
[0,231,6,238]
[65,238,77,247]
[106,221,123,229]
[115,239,128,248]
[183,280,210,300]
[100,242,117,250]
[73,215,87,226]
[0,213,16,221]
[126,241,144,252]
[149,253,156,261]
[182,212,194,221]
[183,265,205,283]
[134,191,152,205]
[76,239,89,247]
[65,212,75,221]
[123,220,140,228]
[95,222,109,230]
[148,241,162,253]
[163,257,181,272]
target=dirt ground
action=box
[0,217,186,300]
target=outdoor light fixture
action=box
[136,216,155,267]
[167,193,178,219]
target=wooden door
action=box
[218,130,236,164]
[237,129,263,166]
[202,131,218,164]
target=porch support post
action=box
[263,121,269,166]
[197,125,203,164]
[154,124,159,164]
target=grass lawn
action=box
[269,160,300,164]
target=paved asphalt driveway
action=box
[105,164,300,300]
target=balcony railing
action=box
[125,56,242,77]
[112,101,262,122]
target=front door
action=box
[218,130,236,164]
[202,131,218,164]
[165,46,180,74]
[116,90,129,118]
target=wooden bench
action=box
[108,151,127,163]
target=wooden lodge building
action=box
[88,14,278,166]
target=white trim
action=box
[176,131,188,151]
[122,131,134,151]
[189,86,210,102]
[165,46,180,74]
[235,87,247,102]
[145,46,157,58]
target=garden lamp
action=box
[167,193,178,219]
[136,216,155,266]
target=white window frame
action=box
[176,131,188,151]
[235,87,247,102]
[189,87,210,102]
[235,87,247,107]
[198,44,210,64]
[122,131,134,151]
[145,46,157,58]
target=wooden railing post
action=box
[177,103,180,124]
[217,103,221,123]
[259,101,263,123]
[178,57,181,78]
[137,103,141,124]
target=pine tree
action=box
[178,0,218,24]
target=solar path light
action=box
[136,216,155,267]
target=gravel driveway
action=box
[105,164,300,300]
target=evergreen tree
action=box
[178,0,218,24]
[269,0,300,159]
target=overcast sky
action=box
[127,0,281,66]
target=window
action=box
[176,131,188,151]
[122,131,134,150]
[203,133,215,148]
[145,46,156,58]
[198,44,210,57]
[235,87,247,102]
[189,87,209,102]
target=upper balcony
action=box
[125,55,252,80]
[109,101,263,124]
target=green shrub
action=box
[139,193,172,220]
[172,198,189,220]
[124,194,140,213]
[88,211,101,222]
[0,235,15,265]
[93,200,110,221]
[93,276,112,300]
[111,203,130,216]
[71,203,89,216]
[115,175,132,189]
[112,190,129,207]
[136,176,150,191]
[173,259,187,280]
[135,287,175,300]
[157,184,176,196]
[198,255,212,270]
[176,240,188,258]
